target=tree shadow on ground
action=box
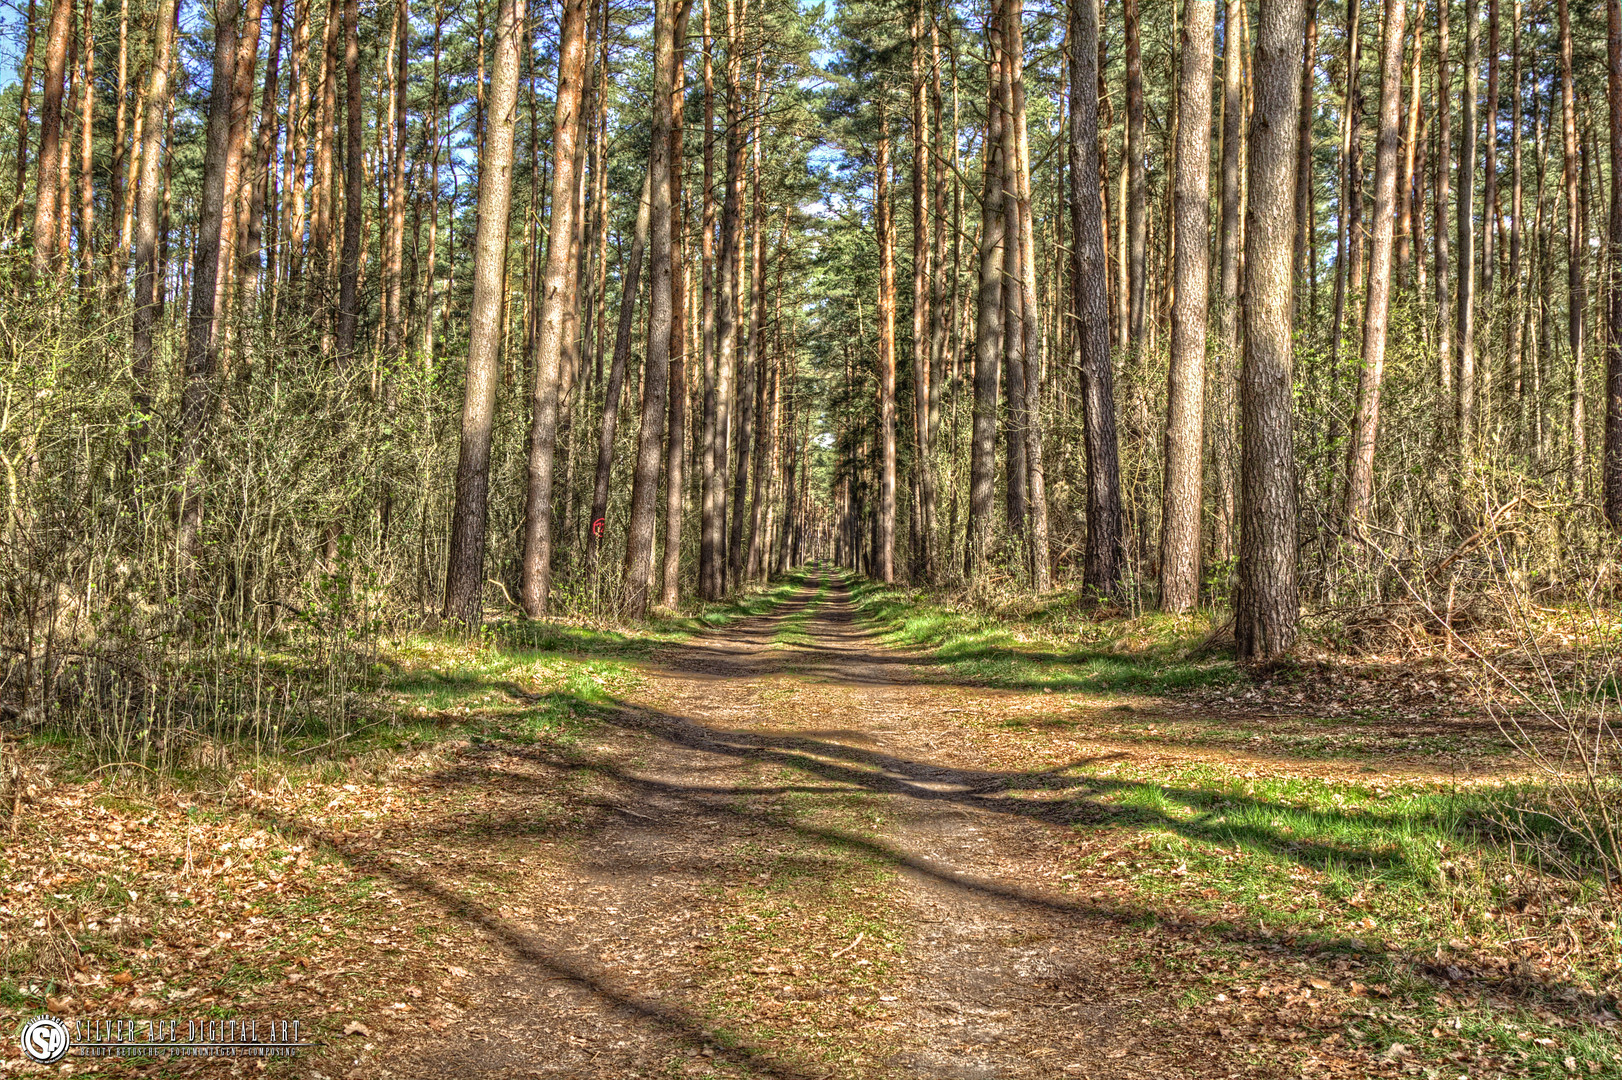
[266,683,1613,1025]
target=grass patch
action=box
[844,575,1240,696]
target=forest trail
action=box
[379,571,1271,1079]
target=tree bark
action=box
[310,0,340,314]
[731,54,767,585]
[586,172,651,567]
[1160,0,1214,614]
[625,0,686,616]
[382,0,409,359]
[1070,0,1124,597]
[998,12,1027,541]
[130,0,178,455]
[1237,0,1307,661]
[663,5,691,609]
[443,0,526,627]
[1396,0,1420,279]
[1006,0,1048,588]
[176,0,245,557]
[876,104,898,583]
[1484,0,1498,319]
[1328,0,1361,456]
[520,0,590,616]
[241,0,287,294]
[335,0,363,359]
[106,0,130,290]
[1435,0,1453,393]
[965,3,1005,581]
[1508,0,1523,422]
[1559,0,1586,490]
[705,0,746,598]
[1236,0,1256,335]
[698,0,721,599]
[1607,0,1622,524]
[1291,2,1315,307]
[75,0,95,289]
[1125,0,1146,347]
[1457,0,1479,445]
[1343,0,1406,530]
[911,0,935,584]
[31,0,74,276]
[11,0,38,238]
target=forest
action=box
[3,0,1622,1074]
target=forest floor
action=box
[4,568,1620,1078]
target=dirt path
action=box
[376,573,1274,1079]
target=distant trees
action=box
[4,0,1621,669]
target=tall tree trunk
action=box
[698,0,720,599]
[1237,0,1307,661]
[1160,0,1215,613]
[1559,0,1586,489]
[731,53,766,585]
[281,0,310,291]
[1329,0,1361,455]
[876,103,898,583]
[1508,0,1523,426]
[1435,0,1453,394]
[335,0,363,359]
[383,0,409,359]
[1070,0,1124,597]
[212,0,267,356]
[705,0,746,597]
[177,0,244,556]
[31,0,74,276]
[1457,0,1479,446]
[310,0,340,316]
[927,5,948,581]
[75,0,95,289]
[421,0,443,361]
[130,0,178,459]
[663,10,691,608]
[443,0,526,627]
[1007,0,1048,588]
[11,0,38,238]
[1239,0,1265,327]
[998,16,1027,541]
[625,0,686,616]
[1344,0,1407,528]
[1125,0,1146,348]
[911,0,935,584]
[519,0,590,616]
[965,2,1006,581]
[1220,0,1255,564]
[747,229,781,582]
[1484,0,1498,333]
[56,24,72,264]
[1397,0,1420,279]
[586,172,651,567]
[241,0,286,295]
[106,0,130,290]
[1607,0,1622,524]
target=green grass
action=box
[837,570,1622,1075]
[845,576,1241,696]
[772,576,829,647]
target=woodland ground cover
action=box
[844,576,1622,1076]
[3,569,1620,1078]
